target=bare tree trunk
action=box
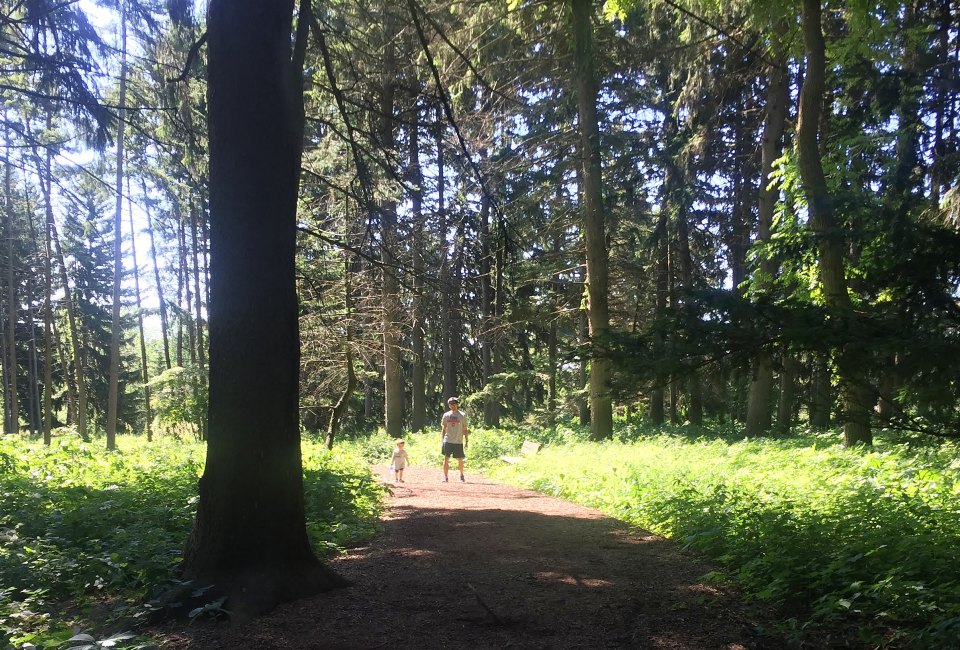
[106,3,128,450]
[776,355,798,433]
[490,230,504,426]
[798,0,871,446]
[436,108,455,401]
[4,122,18,434]
[547,233,561,422]
[327,211,356,449]
[50,208,87,439]
[480,153,498,427]
[571,0,612,439]
[746,28,789,437]
[183,0,344,615]
[127,187,152,441]
[190,201,206,370]
[650,211,668,426]
[577,306,590,425]
[409,105,426,432]
[674,171,703,425]
[36,122,56,444]
[141,180,171,370]
[379,12,404,437]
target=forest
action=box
[2,0,960,647]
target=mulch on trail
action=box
[158,465,780,649]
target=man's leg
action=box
[442,454,450,480]
[458,457,465,481]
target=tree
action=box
[796,0,871,446]
[182,0,345,616]
[570,0,612,440]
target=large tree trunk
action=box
[745,29,789,437]
[797,0,871,446]
[106,5,127,451]
[571,0,612,439]
[379,13,404,437]
[183,0,345,617]
[409,106,426,432]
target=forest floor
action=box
[157,465,783,649]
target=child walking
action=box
[390,439,409,482]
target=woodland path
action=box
[159,465,779,649]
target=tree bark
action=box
[142,179,172,371]
[106,3,128,451]
[190,202,206,370]
[650,210,668,426]
[776,355,798,433]
[571,0,612,439]
[379,11,404,438]
[797,0,871,446]
[4,121,18,435]
[409,105,426,432]
[746,28,789,437]
[50,206,87,439]
[182,0,345,617]
[38,122,55,444]
[127,187,152,441]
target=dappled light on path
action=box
[161,465,777,649]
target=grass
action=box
[0,432,386,650]
[475,422,960,648]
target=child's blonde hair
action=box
[395,438,405,446]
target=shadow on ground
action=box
[158,469,776,649]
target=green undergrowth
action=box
[0,433,385,649]
[482,424,960,648]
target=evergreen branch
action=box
[166,30,207,83]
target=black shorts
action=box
[442,442,465,459]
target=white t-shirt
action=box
[441,410,467,444]
[391,448,409,469]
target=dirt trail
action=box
[159,465,777,649]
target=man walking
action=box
[440,397,468,482]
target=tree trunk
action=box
[142,180,172,370]
[379,14,404,438]
[327,217,356,450]
[776,355,798,433]
[409,105,426,432]
[4,122,18,435]
[797,0,871,446]
[746,29,789,437]
[39,125,55,444]
[571,0,612,439]
[127,187,152,441]
[175,211,185,367]
[577,307,590,425]
[190,202,206,370]
[650,211,668,426]
[50,208,87,439]
[490,229,504,426]
[480,153,498,427]
[183,0,345,617]
[106,4,128,451]
[436,110,455,401]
